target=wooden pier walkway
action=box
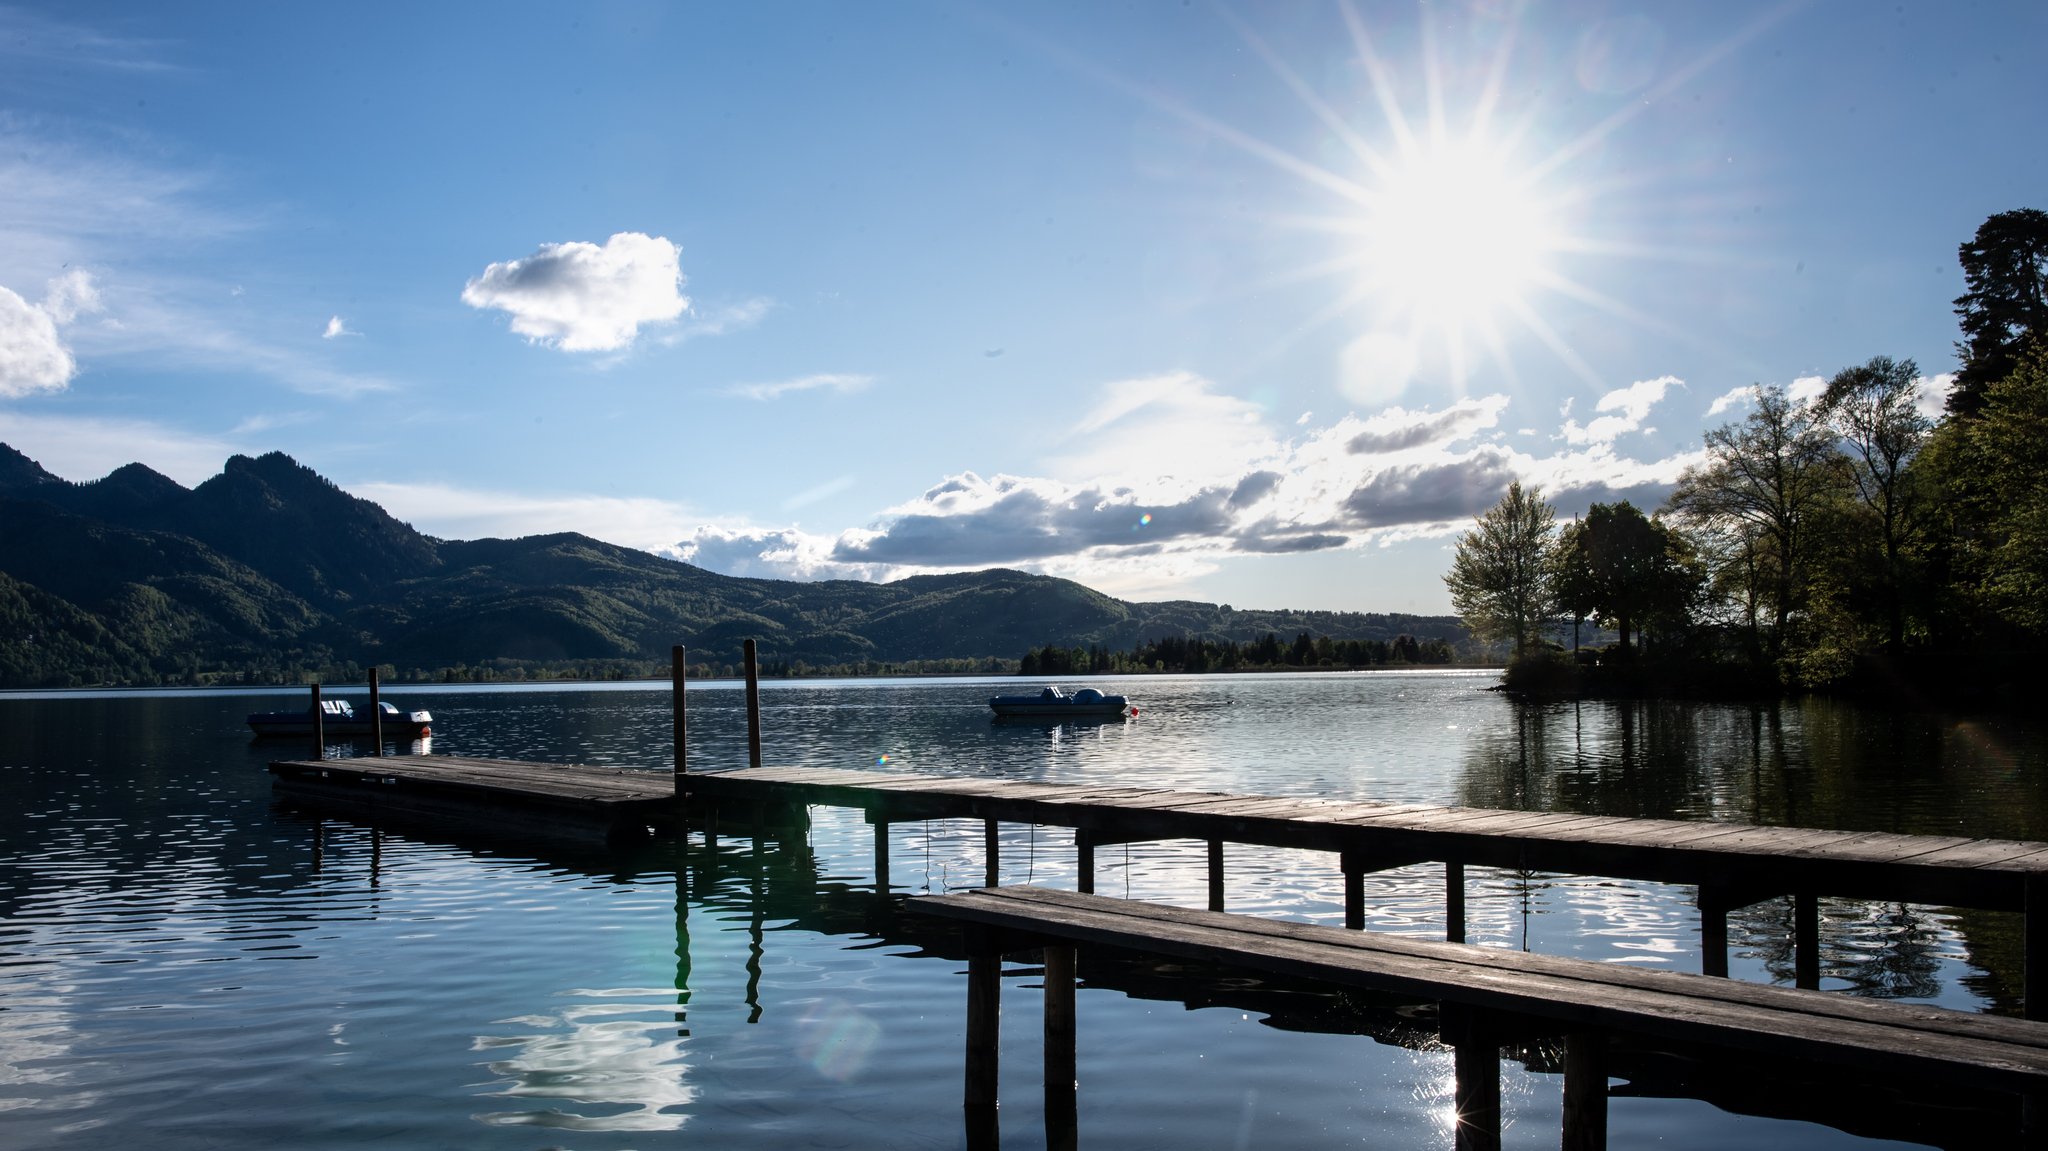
[686,764,2048,1008]
[268,754,675,841]
[914,886,2048,1150]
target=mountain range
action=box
[0,443,1466,687]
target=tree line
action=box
[1019,630,1456,675]
[1446,208,2048,702]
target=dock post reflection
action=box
[1043,944,1078,1151]
[1560,1031,1607,1150]
[1439,1003,1501,1151]
[964,929,1002,1149]
[674,843,692,1037]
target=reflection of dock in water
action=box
[281,806,2038,1150]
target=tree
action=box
[1445,481,1556,658]
[1552,501,1699,655]
[1951,208,2048,417]
[1925,345,2048,637]
[1814,355,1932,651]
[1666,385,1845,664]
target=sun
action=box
[1358,134,1561,340]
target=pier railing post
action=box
[1044,943,1078,1151]
[310,681,323,760]
[368,666,383,756]
[743,639,762,769]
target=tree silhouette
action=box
[1952,208,2048,417]
[1445,482,1556,658]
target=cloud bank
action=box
[462,232,689,352]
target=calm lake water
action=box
[3,671,2045,1149]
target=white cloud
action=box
[1787,374,1827,407]
[1561,374,1679,444]
[350,480,702,552]
[322,315,356,339]
[1705,385,1754,417]
[461,232,689,352]
[1044,370,1279,486]
[0,271,102,398]
[660,296,772,346]
[726,373,873,401]
[1914,372,1954,420]
[1346,396,1507,455]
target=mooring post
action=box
[1561,1031,1608,1150]
[1441,1003,1501,1151]
[1207,839,1225,912]
[672,645,688,779]
[964,930,1002,1150]
[1446,860,1467,943]
[309,681,323,760]
[1794,891,1820,989]
[1342,849,1365,930]
[743,638,763,769]
[367,666,383,756]
[985,818,1000,888]
[1044,943,1078,1151]
[874,818,891,893]
[1698,885,1730,978]
[1076,831,1095,895]
[2027,875,2048,1022]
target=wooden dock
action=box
[686,764,2048,1009]
[268,754,676,841]
[914,886,2048,1150]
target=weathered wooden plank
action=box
[915,888,2048,1089]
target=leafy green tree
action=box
[1552,501,1699,655]
[1445,481,1557,658]
[1924,346,2048,636]
[1666,385,1846,665]
[1951,208,2048,417]
[1814,356,1932,651]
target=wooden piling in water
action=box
[1342,850,1365,930]
[1446,861,1466,943]
[985,819,1000,888]
[743,638,763,769]
[964,937,1001,1148]
[309,682,323,759]
[874,820,891,892]
[672,645,687,779]
[1076,831,1094,894]
[1561,1032,1607,1150]
[1207,839,1225,912]
[1795,891,1820,989]
[367,666,383,755]
[1442,1004,1501,1151]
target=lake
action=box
[3,671,2044,1148]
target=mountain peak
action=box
[0,442,64,493]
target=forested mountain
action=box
[0,444,1464,687]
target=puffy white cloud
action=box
[1347,396,1507,455]
[461,232,688,352]
[0,271,101,398]
[726,373,872,401]
[1914,372,1954,420]
[322,315,356,339]
[1561,374,1679,444]
[1705,384,1755,417]
[662,524,875,582]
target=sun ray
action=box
[1338,1,1420,157]
[1223,7,1396,182]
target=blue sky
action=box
[1,2,2041,615]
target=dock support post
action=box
[1077,831,1094,895]
[2028,876,2048,1021]
[874,819,891,893]
[1794,892,1820,990]
[1698,885,1730,978]
[1446,861,1466,944]
[1207,840,1225,912]
[1441,1004,1501,1151]
[310,682,323,759]
[367,666,383,755]
[985,819,1000,888]
[964,930,1002,1150]
[672,646,688,778]
[1342,850,1365,930]
[1044,944,1077,1151]
[1561,1032,1607,1151]
[743,638,763,769]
